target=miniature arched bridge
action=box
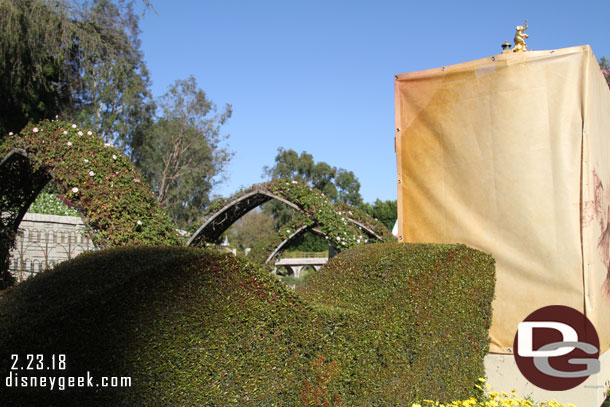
[274,256,328,277]
[188,180,393,263]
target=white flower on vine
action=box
[104,143,111,147]
[292,180,297,184]
[71,124,77,128]
[63,130,68,135]
[32,127,39,133]
[72,187,79,193]
[89,170,95,176]
[8,132,13,136]
[84,159,89,163]
[87,131,92,136]
[112,154,117,160]
[67,141,72,146]
[78,131,83,136]
[137,220,142,226]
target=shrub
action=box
[0,247,332,406]
[299,243,496,405]
[27,192,79,216]
[0,120,181,248]
[0,243,495,406]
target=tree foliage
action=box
[262,148,364,251]
[287,231,328,252]
[361,199,397,231]
[137,76,232,229]
[0,0,154,155]
[70,0,155,156]
[224,209,275,251]
[264,147,363,207]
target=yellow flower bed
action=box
[412,379,576,407]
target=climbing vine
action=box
[266,179,378,248]
[246,213,315,264]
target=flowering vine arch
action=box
[188,179,395,263]
[0,120,181,287]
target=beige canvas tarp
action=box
[395,45,610,354]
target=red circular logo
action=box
[513,305,600,391]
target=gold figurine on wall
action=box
[513,20,528,52]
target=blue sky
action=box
[138,0,610,203]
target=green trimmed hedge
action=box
[0,243,495,406]
[299,243,496,405]
[0,247,331,406]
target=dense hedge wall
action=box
[0,247,332,406]
[299,243,496,405]
[0,243,495,406]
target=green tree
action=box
[138,76,232,229]
[263,148,363,251]
[0,0,154,155]
[335,169,363,207]
[264,147,363,206]
[361,199,397,231]
[70,0,155,157]
[225,209,275,252]
[288,232,328,252]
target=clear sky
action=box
[138,0,610,203]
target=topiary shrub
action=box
[0,247,334,406]
[266,179,392,249]
[299,243,496,405]
[0,243,495,406]
[196,179,396,264]
[0,119,182,248]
